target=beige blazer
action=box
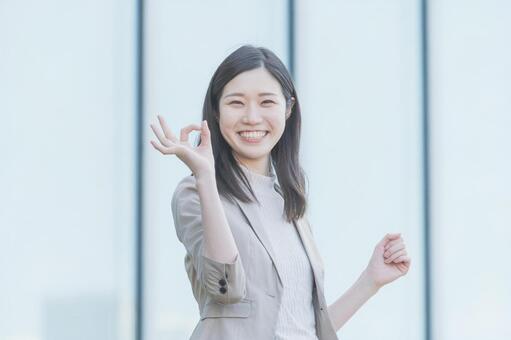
[171,175,339,340]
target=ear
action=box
[286,96,296,119]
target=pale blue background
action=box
[1,1,510,340]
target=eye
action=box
[228,100,243,105]
[262,100,276,105]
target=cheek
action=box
[218,110,237,134]
[268,111,287,132]
[218,124,234,144]
[217,123,236,150]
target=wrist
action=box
[195,168,216,182]
[359,269,381,296]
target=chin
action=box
[235,148,271,160]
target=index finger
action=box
[383,233,402,242]
[157,115,178,142]
[180,124,202,143]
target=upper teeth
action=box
[239,131,267,138]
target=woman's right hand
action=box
[149,115,215,177]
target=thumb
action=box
[200,120,211,146]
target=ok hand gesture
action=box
[149,115,215,176]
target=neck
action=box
[234,154,271,176]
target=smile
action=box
[237,130,269,143]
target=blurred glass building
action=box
[1,1,509,340]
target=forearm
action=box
[327,270,380,331]
[195,171,239,264]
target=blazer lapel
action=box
[234,198,285,287]
[232,183,324,298]
[294,217,325,298]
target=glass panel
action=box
[0,1,136,340]
[295,1,424,339]
[429,2,511,339]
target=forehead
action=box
[221,67,283,97]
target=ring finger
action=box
[384,242,405,258]
[393,255,411,264]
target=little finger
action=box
[150,140,177,155]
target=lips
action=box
[237,130,269,143]
[237,130,269,133]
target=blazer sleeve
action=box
[171,176,247,304]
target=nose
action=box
[243,102,263,124]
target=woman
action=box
[149,45,411,340]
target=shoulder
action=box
[171,174,199,214]
[173,174,197,195]
[170,173,237,216]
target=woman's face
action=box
[218,67,290,171]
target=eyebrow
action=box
[223,92,278,99]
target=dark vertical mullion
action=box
[135,0,145,340]
[420,0,432,340]
[287,0,295,78]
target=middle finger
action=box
[385,249,408,263]
[150,123,172,147]
[384,237,403,251]
[157,115,178,142]
[384,242,405,258]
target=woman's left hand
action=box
[364,233,411,290]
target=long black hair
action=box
[197,44,308,223]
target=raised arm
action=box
[327,233,411,331]
[152,115,246,304]
[327,269,379,331]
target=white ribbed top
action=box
[239,162,319,340]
